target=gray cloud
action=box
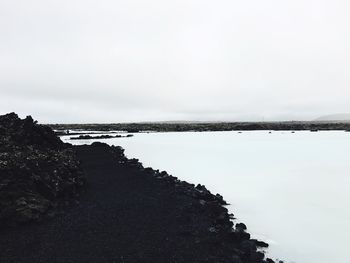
[1,0,350,123]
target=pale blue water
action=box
[63,131,350,263]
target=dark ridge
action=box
[0,113,85,227]
[1,112,64,150]
[50,121,350,133]
[69,134,133,140]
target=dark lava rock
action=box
[0,113,85,228]
[236,223,247,231]
[70,134,133,140]
[252,239,269,248]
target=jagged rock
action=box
[0,113,85,228]
[251,251,265,261]
[240,240,257,255]
[236,223,247,231]
[252,239,269,248]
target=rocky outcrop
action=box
[70,134,133,140]
[0,113,85,227]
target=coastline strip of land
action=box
[0,113,276,263]
[50,121,350,134]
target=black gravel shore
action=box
[0,113,277,263]
[0,141,275,263]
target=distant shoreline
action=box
[50,121,350,134]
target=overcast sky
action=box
[1,0,350,123]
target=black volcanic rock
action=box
[0,113,63,150]
[0,113,278,263]
[236,222,247,231]
[0,113,85,227]
[69,134,133,140]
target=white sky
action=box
[1,0,350,123]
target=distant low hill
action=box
[315,114,350,122]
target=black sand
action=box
[0,142,274,262]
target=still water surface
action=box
[64,131,350,263]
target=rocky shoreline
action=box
[70,134,133,140]
[0,113,279,262]
[50,121,350,133]
[94,142,275,262]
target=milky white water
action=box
[63,131,350,263]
